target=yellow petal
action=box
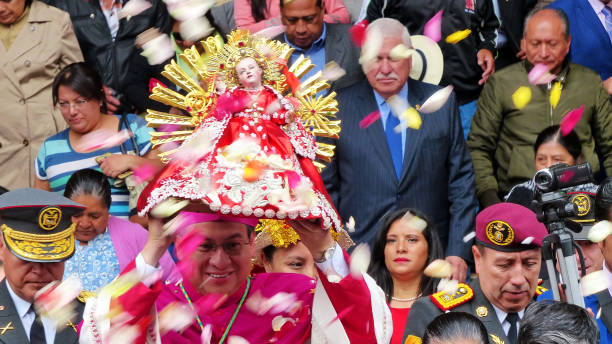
[399,107,422,130]
[389,43,413,60]
[512,86,532,110]
[445,29,472,44]
[550,81,562,109]
[424,259,453,278]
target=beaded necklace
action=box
[179,277,252,344]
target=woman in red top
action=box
[368,208,444,344]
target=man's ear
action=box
[472,245,482,274]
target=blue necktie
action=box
[603,6,612,43]
[384,104,403,179]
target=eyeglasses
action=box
[57,98,90,110]
[199,240,251,256]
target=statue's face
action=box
[236,57,263,90]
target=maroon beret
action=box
[476,203,548,251]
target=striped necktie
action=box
[602,6,612,44]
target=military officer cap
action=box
[0,188,84,263]
[476,203,548,251]
[566,191,596,240]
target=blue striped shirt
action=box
[35,114,153,218]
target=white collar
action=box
[5,281,32,319]
[491,303,525,325]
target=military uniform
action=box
[403,203,549,344]
[0,188,86,344]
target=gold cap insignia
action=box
[38,206,62,231]
[570,194,591,217]
[476,306,488,317]
[485,220,514,246]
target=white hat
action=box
[409,35,444,85]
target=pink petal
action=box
[424,11,443,42]
[560,105,585,136]
[132,163,157,184]
[559,170,575,183]
[176,230,206,258]
[349,19,368,47]
[285,170,301,189]
[254,25,287,39]
[327,305,355,326]
[359,111,381,129]
[527,64,549,85]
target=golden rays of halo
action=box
[145,29,341,170]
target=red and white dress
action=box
[138,85,342,231]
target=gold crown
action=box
[255,220,300,249]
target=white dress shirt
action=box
[492,304,524,338]
[5,282,56,344]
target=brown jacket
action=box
[0,0,82,189]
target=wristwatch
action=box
[314,243,336,263]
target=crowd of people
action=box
[0,0,611,342]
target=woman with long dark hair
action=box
[234,0,350,33]
[368,208,444,344]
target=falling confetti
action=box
[424,11,443,42]
[320,61,346,82]
[150,198,190,218]
[359,111,381,129]
[78,129,132,152]
[346,216,356,232]
[399,212,427,232]
[138,29,174,65]
[159,302,196,334]
[180,16,214,42]
[272,315,295,331]
[418,85,454,114]
[437,278,459,294]
[389,44,413,60]
[512,86,532,110]
[201,324,213,344]
[349,243,371,278]
[254,25,287,39]
[550,81,562,109]
[521,237,534,245]
[445,29,471,44]
[118,0,151,19]
[558,170,575,184]
[527,63,557,85]
[581,270,610,296]
[326,305,355,327]
[34,276,82,328]
[349,19,369,47]
[359,26,384,71]
[132,163,157,184]
[463,231,476,243]
[424,259,453,279]
[243,159,266,182]
[395,107,422,131]
[589,220,612,243]
[227,336,250,344]
[560,105,585,136]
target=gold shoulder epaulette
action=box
[535,285,548,296]
[430,283,474,311]
[77,290,97,303]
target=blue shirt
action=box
[373,83,409,160]
[286,24,327,81]
[538,289,612,343]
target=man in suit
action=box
[547,0,612,95]
[403,203,548,344]
[322,18,477,281]
[275,0,364,91]
[0,188,85,344]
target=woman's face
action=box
[263,242,317,279]
[57,85,103,134]
[535,140,576,171]
[236,57,263,90]
[384,219,429,281]
[70,194,110,243]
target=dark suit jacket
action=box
[495,0,536,69]
[322,79,477,259]
[0,280,82,344]
[403,279,510,344]
[274,23,364,92]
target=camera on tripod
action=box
[532,162,594,233]
[531,162,594,306]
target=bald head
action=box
[521,8,571,74]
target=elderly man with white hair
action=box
[321,18,478,282]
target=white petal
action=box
[227,336,250,344]
[521,237,534,245]
[320,61,346,82]
[150,198,190,218]
[179,16,213,42]
[389,44,413,60]
[349,243,371,278]
[118,0,151,19]
[589,220,612,243]
[346,216,356,232]
[437,278,459,294]
[418,85,454,114]
[463,231,476,243]
[424,259,453,279]
[581,270,610,296]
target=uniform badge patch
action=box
[485,220,514,246]
[476,306,488,317]
[570,193,591,217]
[38,206,62,231]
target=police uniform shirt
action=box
[6,282,56,343]
[492,304,523,339]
